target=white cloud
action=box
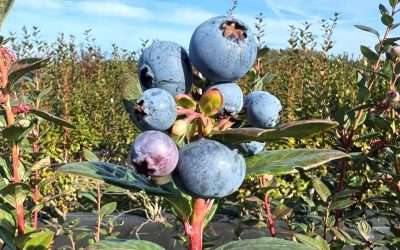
[16,0,63,10]
[166,7,217,26]
[74,1,152,19]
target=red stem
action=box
[33,171,39,229]
[6,101,25,235]
[263,193,276,237]
[184,198,214,250]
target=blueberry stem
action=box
[184,198,214,250]
[263,193,276,237]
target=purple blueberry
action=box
[209,83,243,114]
[139,41,193,96]
[131,88,177,131]
[174,139,246,198]
[245,91,282,128]
[189,16,257,82]
[130,131,179,177]
[238,141,265,156]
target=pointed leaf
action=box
[57,161,180,197]
[390,0,399,7]
[246,149,349,176]
[330,197,357,210]
[360,46,379,63]
[199,88,224,116]
[99,202,117,219]
[354,25,380,38]
[215,237,314,250]
[0,207,15,232]
[30,109,75,129]
[175,94,197,111]
[16,229,54,250]
[381,13,394,27]
[8,58,50,84]
[312,178,332,202]
[212,120,338,144]
[87,239,165,250]
[83,148,99,161]
[2,121,33,143]
[0,183,30,207]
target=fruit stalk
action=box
[185,198,214,250]
[263,193,276,237]
[2,95,25,234]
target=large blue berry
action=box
[131,88,177,131]
[174,139,246,198]
[130,131,179,177]
[139,41,193,96]
[189,16,257,82]
[209,83,243,114]
[245,91,282,128]
[238,141,265,156]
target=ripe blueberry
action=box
[189,16,257,82]
[130,130,179,177]
[131,88,177,131]
[174,139,246,198]
[238,141,265,156]
[245,91,282,128]
[209,83,243,114]
[139,41,193,96]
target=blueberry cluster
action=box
[126,15,282,199]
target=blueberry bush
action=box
[2,0,400,249]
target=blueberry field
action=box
[1,0,400,249]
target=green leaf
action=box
[8,58,50,84]
[17,229,54,250]
[0,157,11,180]
[330,227,364,245]
[87,239,165,250]
[357,220,372,241]
[215,237,314,250]
[204,202,218,227]
[354,25,380,38]
[0,207,15,232]
[80,192,97,204]
[100,202,117,219]
[2,121,34,143]
[175,94,197,111]
[254,73,275,91]
[379,4,389,15]
[383,36,400,46]
[0,0,14,29]
[312,178,332,202]
[83,148,99,161]
[381,13,394,27]
[212,119,338,144]
[360,45,379,63]
[390,0,399,7]
[57,161,180,197]
[330,197,357,210]
[199,88,224,116]
[0,227,16,250]
[165,195,192,222]
[0,183,30,207]
[246,149,349,176]
[30,109,74,128]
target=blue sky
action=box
[1,0,392,56]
